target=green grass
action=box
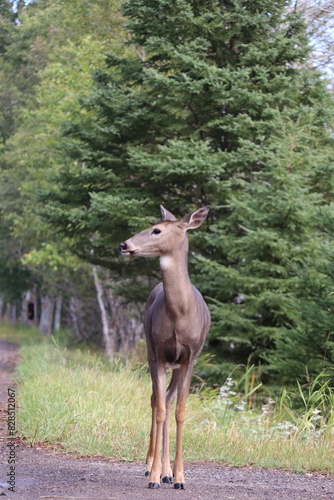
[1,322,333,472]
[0,321,44,344]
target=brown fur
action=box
[119,205,210,489]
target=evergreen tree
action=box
[42,0,334,386]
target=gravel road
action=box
[0,338,333,500]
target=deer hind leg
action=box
[162,368,179,484]
[147,363,166,489]
[173,361,194,490]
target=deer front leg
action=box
[148,364,166,489]
[145,394,156,477]
[173,363,193,490]
[162,369,179,484]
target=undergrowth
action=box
[1,322,333,472]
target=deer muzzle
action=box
[119,241,137,256]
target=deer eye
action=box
[152,228,161,235]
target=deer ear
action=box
[181,206,210,230]
[160,205,177,222]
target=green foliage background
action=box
[0,0,334,390]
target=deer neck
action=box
[159,239,193,317]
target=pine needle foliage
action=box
[41,0,334,387]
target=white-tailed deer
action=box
[119,205,210,489]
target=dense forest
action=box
[1,0,334,391]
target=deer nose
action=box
[119,242,128,252]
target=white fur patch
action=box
[160,256,172,271]
[166,363,181,369]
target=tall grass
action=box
[2,323,333,472]
[0,321,43,344]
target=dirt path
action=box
[0,339,333,500]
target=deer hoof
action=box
[148,482,160,489]
[174,482,186,490]
[162,476,173,483]
[145,471,150,477]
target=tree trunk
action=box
[53,295,62,332]
[105,286,143,356]
[39,295,55,336]
[21,294,27,323]
[22,288,38,326]
[92,266,115,362]
[4,304,17,322]
[92,266,144,361]
[69,295,86,342]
